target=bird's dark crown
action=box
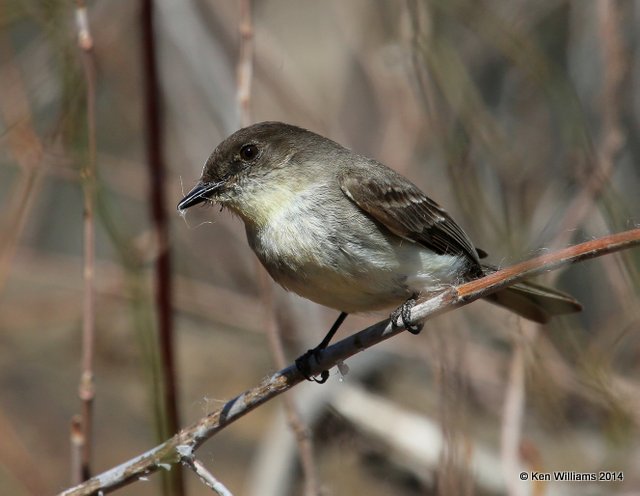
[201,121,323,184]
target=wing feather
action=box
[339,165,482,274]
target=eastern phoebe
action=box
[178,122,581,375]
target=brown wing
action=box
[339,165,482,271]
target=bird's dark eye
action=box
[240,144,259,161]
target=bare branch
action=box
[180,451,233,496]
[237,0,254,127]
[500,325,527,496]
[140,1,185,493]
[74,0,98,483]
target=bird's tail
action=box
[483,280,582,324]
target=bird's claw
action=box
[295,349,330,384]
[391,297,423,335]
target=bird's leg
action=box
[391,294,423,334]
[295,312,348,384]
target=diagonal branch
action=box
[180,453,233,496]
[58,228,640,496]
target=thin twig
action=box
[237,0,253,127]
[140,0,184,494]
[500,325,527,496]
[70,415,84,486]
[57,229,640,496]
[74,0,97,483]
[181,454,234,496]
[434,332,472,495]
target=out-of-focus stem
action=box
[74,0,97,483]
[140,0,184,494]
[237,0,253,127]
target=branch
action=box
[140,1,184,493]
[236,0,253,127]
[180,452,233,496]
[73,0,97,483]
[57,228,640,496]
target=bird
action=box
[178,121,581,381]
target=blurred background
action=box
[1,1,639,495]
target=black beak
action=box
[177,181,222,211]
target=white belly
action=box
[244,188,467,313]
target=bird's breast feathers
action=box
[241,184,467,312]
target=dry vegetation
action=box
[0,1,639,495]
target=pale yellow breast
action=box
[233,179,466,313]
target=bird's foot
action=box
[295,312,348,384]
[391,296,423,334]
[295,348,330,384]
